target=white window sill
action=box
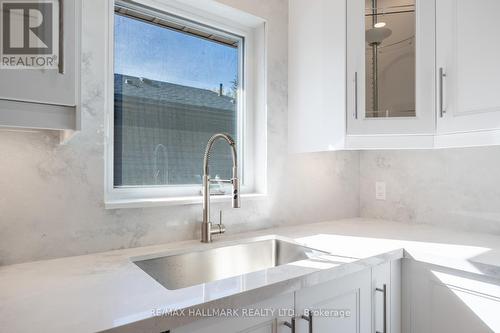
[104,193,267,209]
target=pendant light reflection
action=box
[366,26,392,45]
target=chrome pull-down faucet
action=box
[201,133,240,243]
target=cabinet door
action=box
[288,0,347,153]
[436,0,500,135]
[0,0,80,106]
[295,269,372,333]
[403,259,500,333]
[171,293,294,333]
[372,260,401,333]
[346,0,435,136]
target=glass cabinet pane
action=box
[365,0,415,118]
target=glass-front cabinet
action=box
[290,0,500,151]
[347,0,435,136]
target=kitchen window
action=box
[106,1,266,207]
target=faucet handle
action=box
[217,210,226,234]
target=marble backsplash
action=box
[360,147,500,234]
[3,0,498,266]
[0,0,360,265]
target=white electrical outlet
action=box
[375,181,386,200]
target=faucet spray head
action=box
[232,176,240,208]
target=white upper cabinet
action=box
[288,0,347,153]
[436,0,500,147]
[0,0,81,132]
[289,0,500,150]
[346,0,435,141]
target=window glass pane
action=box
[114,12,240,187]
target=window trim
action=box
[104,0,267,208]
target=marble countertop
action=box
[1,218,500,333]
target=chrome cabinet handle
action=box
[439,67,446,117]
[283,317,296,333]
[58,0,64,74]
[354,72,358,119]
[375,284,387,333]
[301,312,313,333]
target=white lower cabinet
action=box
[372,260,402,333]
[293,259,401,333]
[163,258,500,333]
[171,293,294,333]
[403,259,500,333]
[295,268,372,333]
[171,260,402,333]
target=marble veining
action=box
[0,0,359,265]
[360,148,500,234]
[2,218,500,333]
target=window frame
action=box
[105,0,266,208]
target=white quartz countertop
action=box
[2,218,500,333]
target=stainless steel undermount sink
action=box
[133,239,328,290]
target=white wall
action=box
[0,0,360,265]
[360,147,500,234]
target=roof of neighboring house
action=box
[114,74,236,112]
